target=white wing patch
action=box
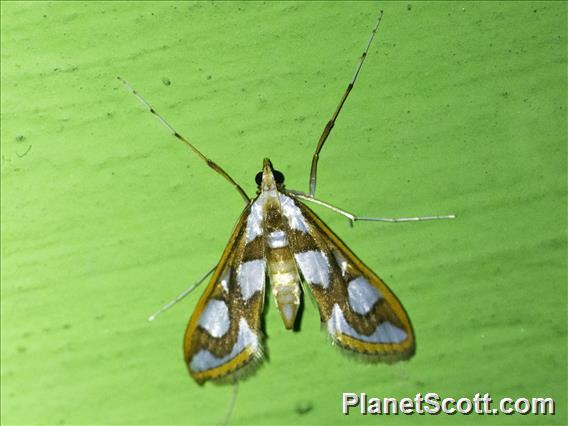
[245,195,264,243]
[332,249,349,276]
[347,276,383,315]
[279,194,309,233]
[198,299,230,338]
[219,266,231,293]
[294,250,330,288]
[237,259,266,300]
[328,304,407,344]
[190,318,259,372]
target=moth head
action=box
[255,158,285,191]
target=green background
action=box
[1,1,566,425]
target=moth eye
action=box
[255,172,263,186]
[274,170,285,185]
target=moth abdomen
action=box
[266,240,301,330]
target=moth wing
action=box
[283,193,415,361]
[183,200,267,384]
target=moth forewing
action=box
[285,194,415,361]
[183,204,266,384]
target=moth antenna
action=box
[148,266,216,322]
[289,191,456,224]
[117,77,250,203]
[222,381,239,426]
[309,10,384,197]
[354,214,456,223]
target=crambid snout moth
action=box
[119,10,454,385]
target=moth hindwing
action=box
[183,159,415,384]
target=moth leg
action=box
[222,381,239,426]
[118,77,250,203]
[309,10,384,198]
[290,191,455,226]
[148,266,216,321]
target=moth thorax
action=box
[267,254,301,330]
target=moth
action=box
[119,11,453,385]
